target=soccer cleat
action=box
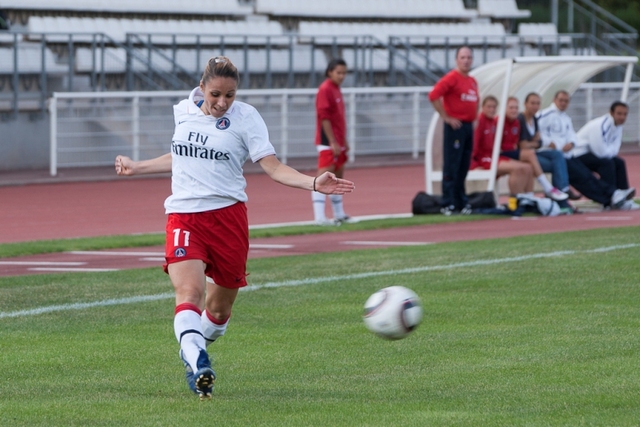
[611,187,636,209]
[619,200,640,211]
[440,205,456,216]
[334,215,357,224]
[194,367,216,401]
[460,204,473,215]
[315,218,337,226]
[179,350,198,395]
[545,188,569,201]
[180,349,216,400]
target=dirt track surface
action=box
[1,155,639,277]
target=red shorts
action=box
[470,156,510,170]
[163,202,249,289]
[317,149,348,170]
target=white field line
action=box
[1,243,638,319]
[28,267,120,273]
[248,213,412,229]
[68,251,164,256]
[250,244,295,249]
[585,216,632,221]
[0,261,85,266]
[341,241,433,246]
[0,293,175,318]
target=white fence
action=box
[49,83,640,176]
[48,86,432,175]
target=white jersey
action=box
[536,103,578,157]
[164,87,276,214]
[572,113,622,159]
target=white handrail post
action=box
[586,85,593,121]
[280,93,288,165]
[348,91,356,163]
[49,95,58,177]
[424,113,439,194]
[488,59,514,192]
[412,91,420,159]
[132,94,140,161]
[621,62,634,102]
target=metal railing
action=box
[48,86,433,176]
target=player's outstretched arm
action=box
[258,154,355,195]
[115,153,172,176]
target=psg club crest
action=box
[174,248,186,257]
[216,117,231,130]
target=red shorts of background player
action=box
[470,156,511,170]
[317,149,348,170]
[163,202,249,289]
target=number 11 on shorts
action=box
[173,229,191,247]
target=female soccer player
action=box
[311,58,352,225]
[500,97,567,202]
[115,56,355,400]
[471,95,534,204]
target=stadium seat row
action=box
[27,17,284,44]
[298,21,511,45]
[0,0,252,16]
[254,0,477,19]
[4,0,530,20]
[25,17,563,47]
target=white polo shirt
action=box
[164,87,276,214]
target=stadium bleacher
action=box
[255,0,477,19]
[26,16,285,44]
[0,44,67,73]
[477,0,532,20]
[0,0,252,17]
[1,0,591,102]
[518,23,572,44]
[298,21,512,45]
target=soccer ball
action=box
[363,286,423,340]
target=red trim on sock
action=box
[206,310,230,325]
[174,303,202,316]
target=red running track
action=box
[1,155,639,277]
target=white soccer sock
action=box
[329,194,346,219]
[201,311,230,347]
[174,303,206,372]
[312,191,327,221]
[536,174,554,193]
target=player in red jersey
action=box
[312,58,353,225]
[429,46,479,215]
[471,96,534,199]
[115,56,355,400]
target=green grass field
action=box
[1,226,639,426]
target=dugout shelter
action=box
[424,56,638,196]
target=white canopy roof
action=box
[425,56,638,195]
[471,56,637,110]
